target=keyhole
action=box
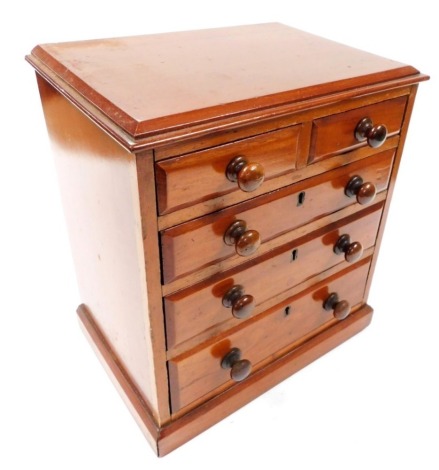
[284,306,292,317]
[297,191,306,207]
[291,249,299,261]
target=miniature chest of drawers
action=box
[27,23,427,456]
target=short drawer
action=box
[161,149,394,284]
[309,96,407,162]
[164,204,382,350]
[168,259,371,413]
[156,126,302,214]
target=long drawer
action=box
[161,149,394,284]
[165,204,382,350]
[168,259,371,413]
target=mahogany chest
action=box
[26,23,427,456]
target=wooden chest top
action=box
[26,23,424,144]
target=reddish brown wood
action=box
[226,156,265,192]
[354,117,388,148]
[345,175,378,205]
[154,87,410,161]
[160,304,373,454]
[77,304,160,453]
[158,137,399,231]
[135,153,171,423]
[323,293,351,320]
[77,296,374,457]
[309,96,407,162]
[222,285,255,319]
[168,260,371,412]
[161,150,394,284]
[156,126,301,214]
[165,205,382,350]
[334,234,363,263]
[363,85,419,299]
[221,348,252,382]
[27,25,427,457]
[223,220,261,257]
[26,24,422,141]
[35,76,167,420]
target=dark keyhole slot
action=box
[297,191,306,207]
[291,249,298,261]
[284,306,291,317]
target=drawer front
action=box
[156,126,302,214]
[168,259,371,413]
[165,204,382,350]
[161,149,394,284]
[309,96,407,162]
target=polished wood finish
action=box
[323,293,351,320]
[334,234,363,263]
[223,220,261,257]
[28,24,427,456]
[156,126,301,214]
[345,175,377,205]
[164,205,382,350]
[154,87,411,162]
[221,348,252,382]
[222,285,255,319]
[78,297,374,456]
[158,136,398,231]
[309,96,407,162]
[363,85,420,299]
[77,305,160,451]
[226,156,265,192]
[355,117,388,148]
[26,24,422,143]
[168,260,371,412]
[161,150,394,284]
[35,76,167,421]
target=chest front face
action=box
[27,23,428,456]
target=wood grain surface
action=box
[310,96,407,161]
[27,24,419,139]
[156,126,302,214]
[168,259,371,412]
[161,150,394,283]
[165,204,382,350]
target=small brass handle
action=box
[323,293,351,320]
[345,175,377,205]
[334,234,363,263]
[224,220,261,257]
[355,117,387,148]
[221,348,252,382]
[226,155,265,192]
[222,285,255,319]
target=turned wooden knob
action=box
[345,175,377,205]
[224,220,261,256]
[222,285,255,319]
[334,234,363,263]
[221,348,252,382]
[323,293,351,320]
[226,155,265,192]
[355,117,387,148]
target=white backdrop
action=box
[1,1,437,468]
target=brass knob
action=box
[355,117,387,148]
[224,220,261,256]
[334,234,363,263]
[222,285,255,319]
[226,155,265,192]
[323,293,351,320]
[221,348,252,382]
[345,175,377,205]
